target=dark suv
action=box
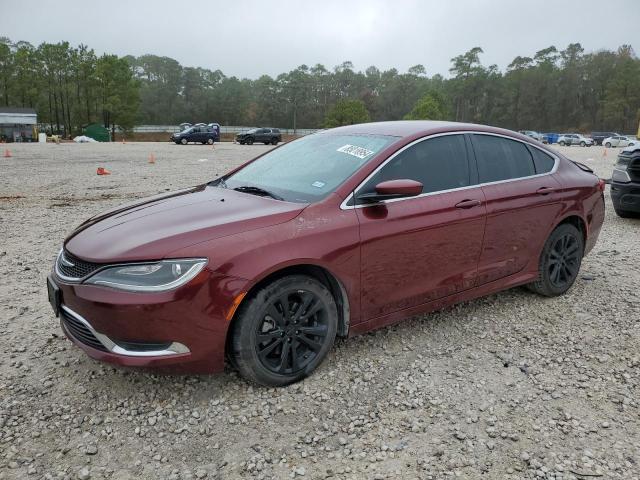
[610,145,640,217]
[591,132,620,146]
[171,125,219,145]
[236,128,281,145]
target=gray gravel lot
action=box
[1,141,639,480]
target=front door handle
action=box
[455,199,482,209]
[536,187,556,195]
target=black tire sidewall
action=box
[231,275,338,386]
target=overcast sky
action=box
[1,0,638,78]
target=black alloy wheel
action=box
[528,223,584,297]
[547,233,581,288]
[230,275,337,386]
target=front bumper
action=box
[50,268,249,373]
[611,181,640,212]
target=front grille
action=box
[627,158,640,182]
[57,250,103,280]
[61,309,107,352]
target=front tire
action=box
[605,142,612,148]
[207,138,214,145]
[181,138,188,145]
[580,141,586,147]
[230,275,338,386]
[528,223,584,297]
[246,137,254,145]
[271,138,278,145]
[559,141,566,146]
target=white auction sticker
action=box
[337,144,374,159]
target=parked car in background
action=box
[236,128,281,145]
[610,144,640,218]
[543,133,560,144]
[48,121,605,386]
[603,135,636,148]
[171,125,219,145]
[591,131,620,146]
[557,134,594,147]
[518,130,545,143]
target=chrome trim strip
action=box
[55,249,84,283]
[61,305,190,357]
[340,130,560,210]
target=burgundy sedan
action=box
[47,121,605,386]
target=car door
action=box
[470,134,563,285]
[354,134,487,320]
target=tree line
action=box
[1,37,639,136]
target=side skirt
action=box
[349,271,538,336]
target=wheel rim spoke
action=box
[258,338,283,359]
[298,325,327,337]
[257,330,283,344]
[291,292,315,322]
[297,333,323,352]
[277,341,291,372]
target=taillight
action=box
[598,179,606,192]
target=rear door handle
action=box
[536,187,556,195]
[455,199,482,209]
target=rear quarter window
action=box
[529,147,555,174]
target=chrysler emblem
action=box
[60,253,75,268]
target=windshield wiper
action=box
[233,185,284,201]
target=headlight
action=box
[85,259,207,292]
[611,168,631,183]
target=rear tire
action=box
[207,138,214,145]
[614,207,640,218]
[559,141,566,146]
[271,138,278,145]
[580,141,586,147]
[527,223,584,297]
[605,142,612,148]
[230,275,337,387]
[181,138,188,145]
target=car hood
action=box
[65,185,306,263]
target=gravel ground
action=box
[0,141,638,480]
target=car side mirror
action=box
[356,179,423,203]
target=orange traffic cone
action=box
[97,167,111,175]
[3,148,11,158]
[148,153,156,164]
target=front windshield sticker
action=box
[311,181,326,188]
[337,144,375,159]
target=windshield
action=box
[246,128,258,134]
[222,133,396,203]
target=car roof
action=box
[319,120,529,140]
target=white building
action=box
[0,107,37,142]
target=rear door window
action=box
[359,134,471,198]
[472,134,535,183]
